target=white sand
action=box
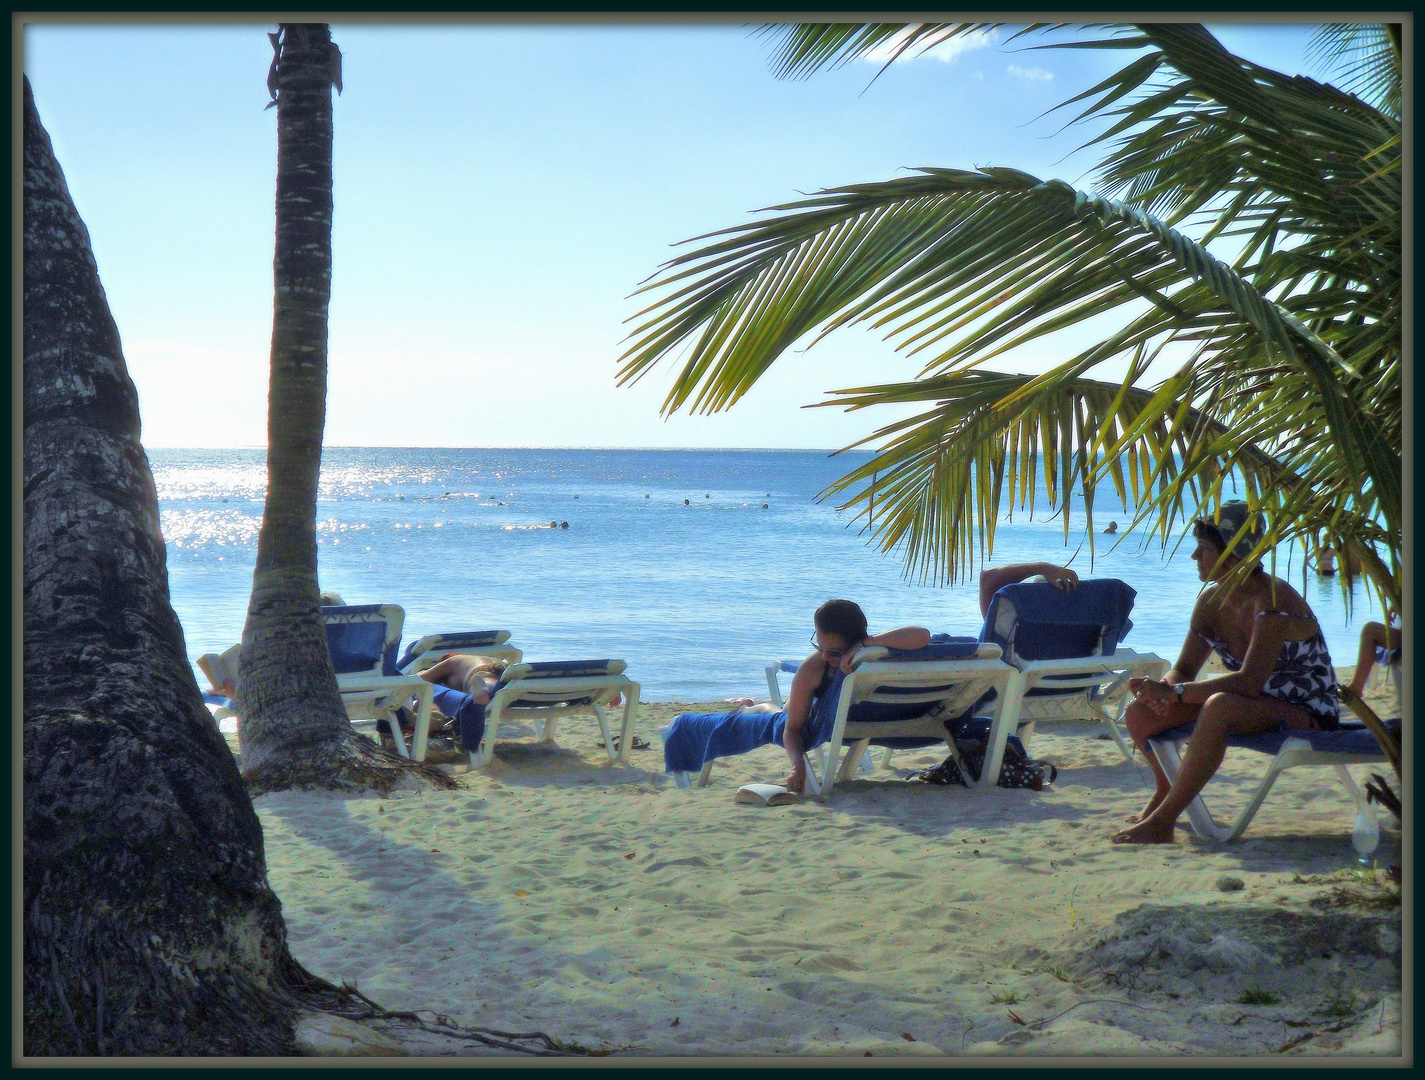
[244,668,1402,1058]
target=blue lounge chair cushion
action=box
[981,579,1137,659]
[325,622,389,675]
[323,604,401,675]
[1156,717,1400,757]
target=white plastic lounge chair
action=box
[472,659,640,769]
[749,640,1022,800]
[1146,717,1399,850]
[396,630,523,675]
[979,579,1169,763]
[323,603,436,761]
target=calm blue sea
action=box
[153,447,1381,702]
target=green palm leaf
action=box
[622,21,1400,605]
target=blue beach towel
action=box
[431,685,487,752]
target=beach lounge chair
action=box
[1145,716,1401,850]
[670,638,1022,800]
[322,603,436,761]
[979,579,1169,763]
[469,659,640,769]
[396,630,523,675]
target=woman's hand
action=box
[785,763,807,794]
[1129,676,1174,716]
[837,642,863,675]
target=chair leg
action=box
[409,683,435,763]
[1337,764,1380,856]
[696,761,714,787]
[1091,701,1138,765]
[591,705,615,763]
[385,703,411,759]
[803,749,827,799]
[617,683,639,766]
[967,672,1024,791]
[837,739,870,782]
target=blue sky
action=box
[24,19,1324,448]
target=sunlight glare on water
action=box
[154,448,1385,701]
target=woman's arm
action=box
[979,562,1079,618]
[866,625,932,651]
[1128,600,1212,714]
[781,653,827,793]
[1141,611,1303,709]
[837,625,932,674]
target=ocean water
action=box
[154,447,1382,702]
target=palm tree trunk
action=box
[236,24,451,794]
[22,74,306,1055]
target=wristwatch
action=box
[1171,683,1186,702]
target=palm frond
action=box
[759,22,986,81]
[1307,22,1401,118]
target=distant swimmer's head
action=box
[560,521,569,529]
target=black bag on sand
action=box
[915,717,1057,791]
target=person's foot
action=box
[1125,791,1168,823]
[1111,818,1176,844]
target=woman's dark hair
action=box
[814,599,868,643]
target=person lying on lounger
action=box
[778,600,932,794]
[1113,501,1339,845]
[419,653,624,752]
[417,654,512,751]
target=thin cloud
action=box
[1007,64,1053,82]
[862,26,996,64]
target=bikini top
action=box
[1195,609,1326,670]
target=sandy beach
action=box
[238,664,1403,1059]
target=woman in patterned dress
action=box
[1113,501,1339,845]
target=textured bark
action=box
[237,24,452,795]
[22,75,305,1055]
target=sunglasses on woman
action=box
[810,634,848,661]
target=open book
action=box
[196,643,242,694]
[734,783,800,806]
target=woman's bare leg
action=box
[1113,693,1309,844]
[1122,697,1199,822]
[1346,622,1390,696]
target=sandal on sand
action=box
[606,735,651,752]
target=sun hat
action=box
[1196,499,1264,560]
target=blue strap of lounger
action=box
[504,660,620,679]
[395,630,508,672]
[1154,717,1401,756]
